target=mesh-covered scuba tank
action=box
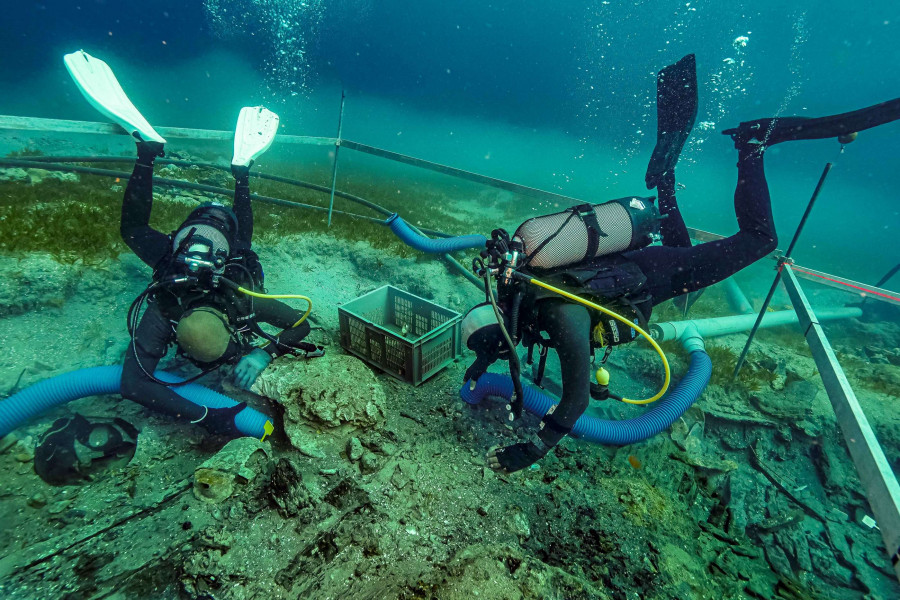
[513,197,661,270]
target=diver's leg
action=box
[121,304,206,421]
[122,303,248,435]
[656,172,692,249]
[722,97,900,149]
[627,148,776,305]
[121,142,170,267]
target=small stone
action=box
[360,451,380,474]
[26,493,47,508]
[347,437,364,462]
[47,499,73,515]
[0,434,18,454]
[14,453,33,463]
[507,511,531,538]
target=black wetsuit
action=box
[119,151,310,428]
[533,147,776,434]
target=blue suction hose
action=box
[385,214,486,253]
[0,365,271,439]
[459,349,712,446]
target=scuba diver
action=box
[461,54,900,473]
[64,51,317,436]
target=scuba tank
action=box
[513,197,661,270]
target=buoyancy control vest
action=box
[501,253,653,351]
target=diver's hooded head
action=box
[461,302,510,382]
[175,306,234,364]
[172,202,238,259]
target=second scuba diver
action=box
[119,109,318,436]
[461,54,900,473]
[64,52,321,437]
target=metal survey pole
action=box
[327,90,346,227]
[733,162,833,379]
[780,265,900,583]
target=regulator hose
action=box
[519,274,671,405]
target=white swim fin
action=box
[232,106,280,167]
[63,50,166,144]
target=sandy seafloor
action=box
[0,130,899,600]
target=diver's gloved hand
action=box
[231,162,252,181]
[234,348,273,390]
[481,229,511,268]
[136,140,165,162]
[487,412,571,473]
[199,402,247,436]
[487,441,547,474]
[463,342,508,384]
[464,362,487,385]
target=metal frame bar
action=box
[339,139,584,204]
[327,91,346,227]
[0,115,335,146]
[781,265,900,580]
[686,227,899,307]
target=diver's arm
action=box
[121,304,207,422]
[121,142,171,267]
[232,297,313,390]
[541,301,592,427]
[487,301,587,473]
[231,165,253,245]
[265,321,313,354]
[253,297,313,356]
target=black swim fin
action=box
[645,54,699,190]
[723,97,900,148]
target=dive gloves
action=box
[234,348,273,390]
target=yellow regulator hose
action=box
[526,277,670,405]
[236,287,313,328]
